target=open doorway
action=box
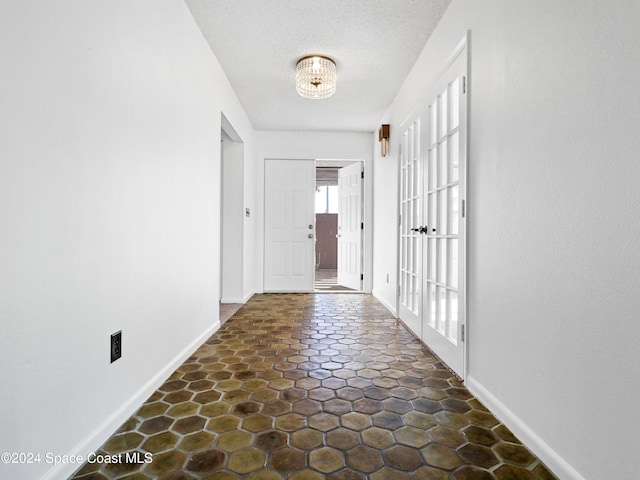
[220,115,244,322]
[315,160,363,292]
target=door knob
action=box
[308,224,313,229]
[308,233,314,239]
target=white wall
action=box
[371,112,397,314]
[0,1,255,479]
[372,1,640,479]
[256,131,374,293]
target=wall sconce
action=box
[379,124,390,157]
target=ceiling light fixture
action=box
[296,55,337,100]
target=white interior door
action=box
[337,162,362,290]
[422,47,467,377]
[264,159,315,292]
[398,118,423,336]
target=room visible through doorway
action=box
[315,161,362,292]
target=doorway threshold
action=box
[314,290,363,294]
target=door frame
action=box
[220,114,245,303]
[396,33,470,379]
[258,153,372,294]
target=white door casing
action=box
[264,159,315,292]
[337,162,363,290]
[398,38,468,378]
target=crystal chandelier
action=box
[295,56,337,100]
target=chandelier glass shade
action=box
[296,56,337,99]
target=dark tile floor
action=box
[70,294,557,480]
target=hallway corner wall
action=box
[372,1,640,479]
[0,1,256,479]
[371,111,398,315]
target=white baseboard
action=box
[242,291,254,303]
[465,375,585,480]
[372,289,397,317]
[43,320,221,480]
[221,291,254,304]
[221,297,244,304]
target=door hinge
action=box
[398,214,402,226]
[461,324,465,342]
[461,199,466,218]
[361,222,364,230]
[462,76,467,94]
[361,171,364,179]
[397,285,401,297]
[360,273,364,281]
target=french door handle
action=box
[411,226,430,234]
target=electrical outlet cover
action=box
[111,330,122,363]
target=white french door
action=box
[337,162,363,291]
[264,159,316,292]
[423,48,467,377]
[398,119,423,336]
[399,41,467,378]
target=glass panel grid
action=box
[400,119,422,314]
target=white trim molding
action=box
[466,376,587,480]
[372,289,398,317]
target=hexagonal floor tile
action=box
[69,294,558,480]
[309,447,345,474]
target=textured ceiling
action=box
[185,0,451,132]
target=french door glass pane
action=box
[450,78,460,130]
[448,290,458,343]
[438,190,447,235]
[430,106,437,146]
[413,160,420,197]
[450,132,459,182]
[427,283,436,327]
[428,238,436,280]
[438,238,447,284]
[409,131,415,161]
[449,239,458,289]
[438,142,447,187]
[428,148,436,190]
[428,193,436,231]
[438,90,448,139]
[404,273,410,305]
[449,185,459,235]
[438,286,447,334]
